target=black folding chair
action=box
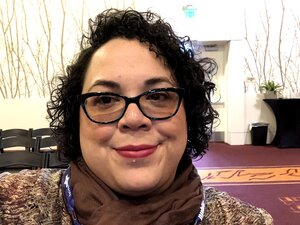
[0,151,46,172]
[35,136,70,168]
[31,127,56,154]
[0,128,31,137]
[44,151,70,168]
[31,128,53,137]
[34,136,58,152]
[0,136,35,152]
[0,128,33,152]
[0,136,46,172]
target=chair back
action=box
[0,128,31,138]
[35,135,70,168]
[0,136,35,151]
[31,128,53,137]
[0,128,69,169]
[0,136,46,172]
[35,136,58,152]
[45,151,70,168]
[0,151,46,172]
[0,128,33,152]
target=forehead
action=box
[82,38,176,93]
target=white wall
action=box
[135,0,243,41]
[0,99,49,129]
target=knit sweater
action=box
[0,169,273,225]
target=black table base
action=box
[263,99,300,148]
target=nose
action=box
[118,103,152,131]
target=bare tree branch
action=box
[261,3,270,83]
[60,0,66,76]
[277,0,285,88]
[244,0,299,94]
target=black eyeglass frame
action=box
[78,87,185,124]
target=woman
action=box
[0,9,273,225]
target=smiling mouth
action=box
[115,145,157,159]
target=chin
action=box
[119,177,163,197]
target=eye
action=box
[146,92,170,101]
[90,95,120,107]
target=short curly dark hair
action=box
[47,8,218,161]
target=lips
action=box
[115,145,157,159]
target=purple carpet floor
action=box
[193,142,300,225]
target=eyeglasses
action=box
[78,87,185,124]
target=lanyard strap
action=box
[61,167,205,225]
[61,167,82,225]
[194,186,205,225]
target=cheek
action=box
[175,113,188,147]
[173,105,187,135]
[157,106,188,147]
[79,110,114,148]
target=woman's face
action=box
[80,38,187,196]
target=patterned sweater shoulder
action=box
[0,169,71,225]
[203,187,273,225]
[0,170,273,225]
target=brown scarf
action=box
[71,156,203,225]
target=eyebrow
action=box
[87,76,175,92]
[144,77,175,87]
[88,80,120,92]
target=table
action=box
[263,98,300,148]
